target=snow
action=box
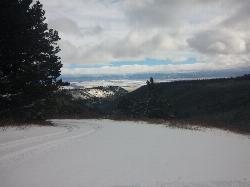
[85,88,114,98]
[60,85,75,90]
[70,89,89,99]
[70,80,146,91]
[69,88,117,99]
[0,119,250,187]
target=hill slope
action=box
[116,76,250,132]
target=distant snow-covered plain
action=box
[70,79,146,91]
[67,78,216,92]
[0,119,250,187]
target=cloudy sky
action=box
[40,0,250,76]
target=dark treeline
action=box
[114,75,250,132]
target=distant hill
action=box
[115,75,250,132]
[42,86,127,119]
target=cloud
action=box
[39,0,250,75]
[58,40,81,64]
[123,0,184,28]
[187,29,247,54]
[82,25,104,35]
[70,30,187,65]
[49,17,83,36]
[222,0,250,30]
[122,0,222,29]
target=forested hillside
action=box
[115,76,250,132]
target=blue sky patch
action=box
[110,58,196,66]
[65,57,197,69]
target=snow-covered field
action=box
[0,119,250,187]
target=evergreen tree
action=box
[0,0,62,118]
[146,77,154,88]
[149,77,154,84]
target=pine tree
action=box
[0,0,62,118]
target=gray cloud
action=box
[58,40,81,64]
[124,0,185,28]
[222,0,250,30]
[123,0,221,29]
[187,29,247,55]
[49,17,83,36]
[82,25,104,36]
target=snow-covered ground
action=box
[0,119,250,187]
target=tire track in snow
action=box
[0,129,68,150]
[0,123,100,166]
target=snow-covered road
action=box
[0,119,250,187]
